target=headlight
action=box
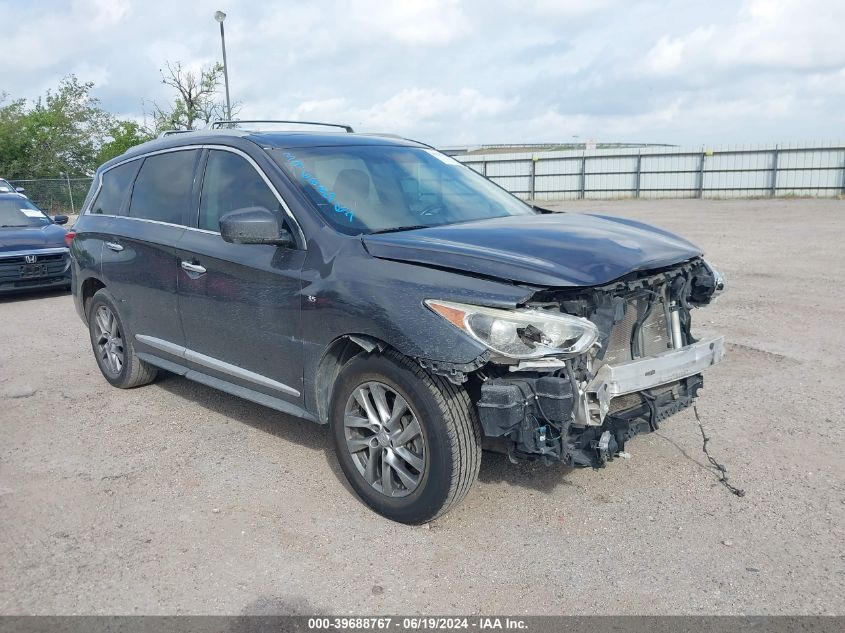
[425,299,599,360]
[704,260,726,297]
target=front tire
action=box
[87,289,157,389]
[330,350,481,524]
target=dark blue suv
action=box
[70,123,725,523]
[0,193,71,294]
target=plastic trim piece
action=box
[135,334,301,398]
[136,352,316,422]
[0,247,69,259]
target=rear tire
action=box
[330,349,481,524]
[87,289,157,389]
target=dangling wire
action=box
[694,405,745,497]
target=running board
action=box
[137,352,319,423]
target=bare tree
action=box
[150,61,235,133]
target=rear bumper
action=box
[587,335,726,424]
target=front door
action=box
[175,148,306,403]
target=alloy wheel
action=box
[343,381,426,498]
[93,305,124,376]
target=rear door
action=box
[101,149,201,362]
[175,148,306,403]
[72,159,140,309]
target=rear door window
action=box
[91,160,140,215]
[128,150,200,225]
[198,150,281,232]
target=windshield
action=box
[0,179,15,193]
[270,145,535,234]
[0,198,50,227]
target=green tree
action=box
[21,75,113,177]
[0,75,142,179]
[0,94,32,178]
[97,120,153,165]
[150,61,233,133]
[0,76,151,213]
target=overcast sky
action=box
[2,0,843,147]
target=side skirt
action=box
[137,352,319,423]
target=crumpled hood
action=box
[0,224,67,252]
[362,212,702,287]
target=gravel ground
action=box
[1,198,843,615]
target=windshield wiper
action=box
[367,225,431,235]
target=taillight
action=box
[64,231,76,248]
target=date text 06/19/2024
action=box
[307,617,529,631]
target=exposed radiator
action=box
[602,293,672,366]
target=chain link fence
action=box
[8,177,94,215]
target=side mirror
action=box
[219,207,294,246]
[53,215,69,225]
[15,187,25,193]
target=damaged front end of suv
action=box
[428,258,726,468]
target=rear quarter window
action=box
[90,160,141,215]
[128,150,200,225]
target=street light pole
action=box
[214,10,232,121]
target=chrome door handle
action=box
[181,261,207,274]
[105,242,123,252]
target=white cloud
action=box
[249,88,518,136]
[362,88,517,129]
[365,0,472,45]
[0,0,129,74]
[87,0,130,30]
[0,0,842,146]
[518,0,618,17]
[640,0,845,76]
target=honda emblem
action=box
[24,255,37,263]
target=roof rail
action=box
[211,119,355,133]
[157,129,193,138]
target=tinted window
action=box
[129,150,199,224]
[199,150,281,231]
[91,160,140,215]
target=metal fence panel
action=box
[535,174,580,197]
[490,176,530,194]
[485,161,530,177]
[456,142,845,200]
[640,170,699,196]
[586,171,638,195]
[535,158,582,176]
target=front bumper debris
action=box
[586,335,725,424]
[475,336,725,467]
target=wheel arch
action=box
[314,334,397,424]
[81,277,107,321]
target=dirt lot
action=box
[1,198,843,615]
